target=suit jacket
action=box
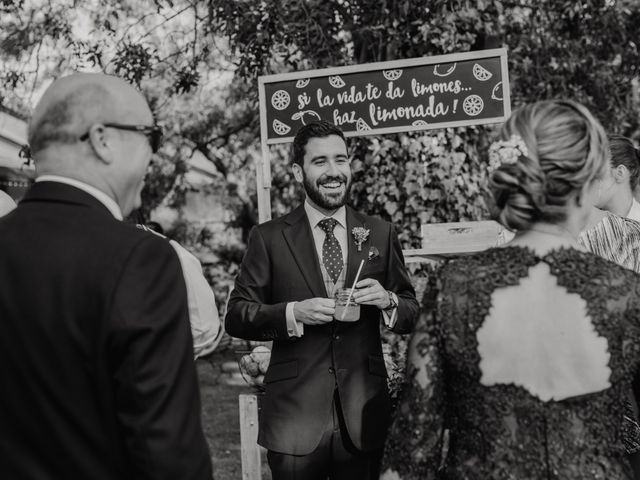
[0,182,212,480]
[225,204,419,455]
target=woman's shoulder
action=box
[442,245,640,283]
[617,213,640,237]
[583,211,640,238]
[542,247,640,297]
[443,245,538,275]
[579,211,640,273]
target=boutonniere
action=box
[351,226,370,252]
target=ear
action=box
[613,165,629,183]
[292,163,304,183]
[87,124,115,165]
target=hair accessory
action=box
[488,134,530,172]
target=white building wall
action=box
[0,110,29,170]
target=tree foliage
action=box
[0,0,258,220]
[2,0,640,250]
[209,0,640,248]
[211,0,640,132]
[3,1,639,360]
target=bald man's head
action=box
[28,73,150,156]
[27,73,156,216]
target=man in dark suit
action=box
[226,121,419,479]
[0,73,212,480]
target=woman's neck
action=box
[583,207,608,232]
[509,221,583,254]
[604,188,634,218]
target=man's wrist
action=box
[382,291,397,311]
[286,302,303,337]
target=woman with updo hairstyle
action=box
[381,100,640,480]
[489,100,608,234]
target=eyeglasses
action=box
[80,123,163,153]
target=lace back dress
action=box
[381,247,640,480]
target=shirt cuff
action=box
[286,302,304,337]
[381,292,399,329]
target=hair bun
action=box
[490,158,546,231]
[488,100,608,231]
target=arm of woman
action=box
[380,274,447,480]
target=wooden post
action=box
[257,78,273,224]
[239,394,262,480]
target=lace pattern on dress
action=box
[381,247,640,480]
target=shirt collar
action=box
[304,199,346,230]
[35,175,123,220]
[628,198,640,223]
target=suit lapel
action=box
[345,206,370,287]
[283,205,328,298]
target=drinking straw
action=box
[341,259,365,321]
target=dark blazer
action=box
[0,182,212,480]
[226,204,419,455]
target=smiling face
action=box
[292,135,352,214]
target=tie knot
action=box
[319,218,338,234]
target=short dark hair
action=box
[609,134,640,188]
[290,121,346,167]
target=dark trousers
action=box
[267,390,382,480]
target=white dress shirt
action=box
[165,238,221,358]
[286,200,397,337]
[37,175,221,358]
[0,190,17,217]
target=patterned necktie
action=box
[318,218,343,284]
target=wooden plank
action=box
[239,394,262,480]
[422,220,504,250]
[403,220,514,262]
[259,48,508,83]
[257,77,273,223]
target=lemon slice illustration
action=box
[433,63,456,77]
[271,90,290,110]
[273,119,291,135]
[328,75,346,88]
[463,95,484,116]
[296,78,310,88]
[491,81,503,101]
[383,69,403,81]
[412,120,429,127]
[472,63,493,81]
[291,110,321,125]
[356,118,371,131]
